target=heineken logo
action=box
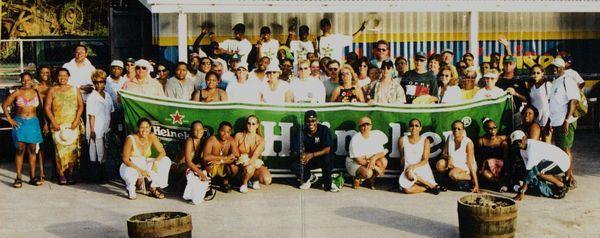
[169,110,185,125]
[150,121,190,141]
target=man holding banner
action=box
[290,110,338,192]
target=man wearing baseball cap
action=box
[440,48,459,80]
[547,57,580,188]
[218,23,252,65]
[496,55,529,106]
[563,55,585,89]
[510,130,569,201]
[290,110,339,192]
[225,62,261,103]
[402,52,438,103]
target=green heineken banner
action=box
[120,90,514,175]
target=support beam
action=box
[469,11,479,66]
[177,12,188,63]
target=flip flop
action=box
[58,175,67,185]
[29,177,42,186]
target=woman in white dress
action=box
[120,118,172,200]
[436,120,480,192]
[398,119,445,194]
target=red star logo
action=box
[170,110,185,125]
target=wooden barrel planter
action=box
[457,194,518,238]
[127,212,192,238]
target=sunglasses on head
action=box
[532,71,543,75]
[135,66,147,70]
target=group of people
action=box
[2,17,585,203]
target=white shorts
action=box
[345,157,362,177]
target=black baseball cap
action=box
[232,23,245,33]
[304,110,318,120]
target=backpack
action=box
[563,79,588,118]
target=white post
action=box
[469,11,479,65]
[177,12,188,63]
[19,39,24,73]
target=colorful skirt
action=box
[11,116,43,148]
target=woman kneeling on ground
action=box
[398,119,445,194]
[182,121,212,204]
[234,115,272,193]
[476,117,509,189]
[120,118,172,200]
[436,120,480,192]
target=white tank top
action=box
[402,136,426,167]
[448,134,472,170]
[529,82,552,127]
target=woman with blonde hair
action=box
[330,64,365,102]
[234,115,272,193]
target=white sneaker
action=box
[308,174,319,183]
[299,181,312,190]
[329,183,340,193]
[252,180,261,190]
[240,184,248,193]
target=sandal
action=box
[58,175,67,185]
[29,177,42,186]
[39,176,45,185]
[151,189,165,199]
[13,178,22,188]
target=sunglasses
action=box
[93,80,106,84]
[442,74,452,77]
[135,66,147,70]
[416,58,426,62]
[266,71,277,75]
[532,71,543,75]
[377,48,387,52]
[359,123,372,127]
[247,122,257,125]
[328,68,339,71]
[126,63,135,66]
[300,67,310,70]
[409,124,420,127]
[236,68,248,71]
[360,64,368,68]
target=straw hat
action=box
[53,124,79,145]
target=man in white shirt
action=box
[219,23,252,65]
[165,62,195,100]
[289,60,326,103]
[106,60,127,109]
[510,130,569,201]
[548,58,579,187]
[225,62,261,103]
[257,26,280,66]
[221,58,240,88]
[346,116,388,189]
[317,18,365,62]
[62,44,96,94]
[563,56,585,89]
[288,25,315,70]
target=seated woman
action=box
[192,71,228,102]
[119,118,172,200]
[182,121,212,205]
[520,105,542,141]
[477,118,509,187]
[346,116,388,189]
[436,120,480,192]
[234,115,272,193]
[398,119,445,194]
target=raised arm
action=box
[352,21,366,37]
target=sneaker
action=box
[427,185,441,195]
[308,174,319,183]
[554,186,568,199]
[128,190,137,200]
[329,183,340,193]
[240,184,248,193]
[299,180,312,190]
[499,186,509,193]
[251,180,261,190]
[223,183,232,193]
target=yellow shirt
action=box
[462,87,479,100]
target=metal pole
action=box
[177,11,188,63]
[19,39,24,73]
[469,11,479,66]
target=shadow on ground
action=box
[335,206,459,237]
[45,220,125,238]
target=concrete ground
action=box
[1,131,599,238]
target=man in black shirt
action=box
[496,55,529,106]
[402,52,438,103]
[290,110,338,192]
